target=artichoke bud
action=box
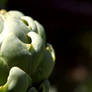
[7,67,32,92]
[0,10,7,15]
[6,10,24,18]
[0,9,55,91]
[0,67,32,92]
[32,44,55,84]
[21,16,37,32]
[0,10,45,74]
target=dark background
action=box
[2,0,92,92]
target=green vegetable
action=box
[0,10,55,92]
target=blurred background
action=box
[1,0,92,92]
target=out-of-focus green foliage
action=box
[0,0,8,8]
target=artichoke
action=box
[0,10,55,92]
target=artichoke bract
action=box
[0,10,55,92]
